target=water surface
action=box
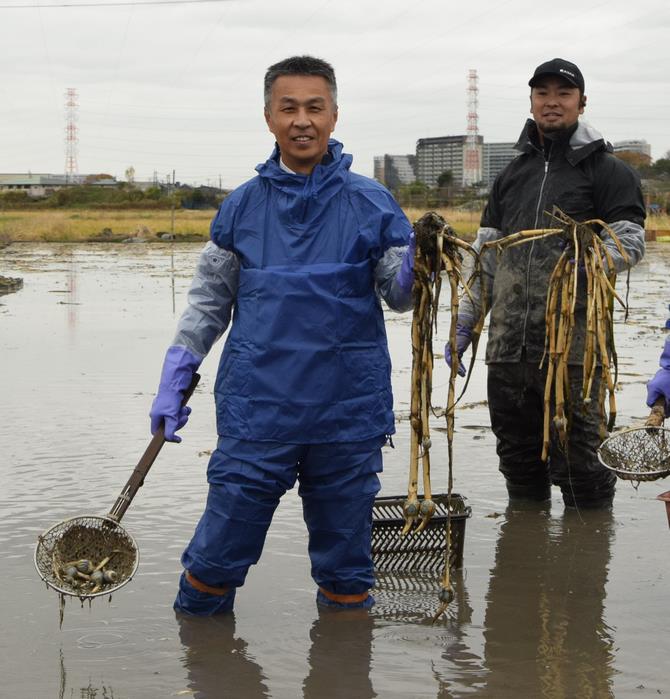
[1,242,668,698]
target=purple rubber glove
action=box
[395,231,416,293]
[646,338,670,417]
[150,345,201,442]
[445,324,472,377]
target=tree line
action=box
[0,182,227,210]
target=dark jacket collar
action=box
[514,119,612,165]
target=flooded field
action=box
[1,242,668,698]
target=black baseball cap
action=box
[529,58,584,93]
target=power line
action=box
[0,0,234,8]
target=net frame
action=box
[597,426,670,482]
[34,515,139,599]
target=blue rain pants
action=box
[174,435,385,616]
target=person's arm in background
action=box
[445,226,501,375]
[446,178,505,375]
[647,308,670,417]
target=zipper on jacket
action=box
[520,156,550,350]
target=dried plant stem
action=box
[400,212,481,622]
[486,209,628,462]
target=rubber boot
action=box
[174,571,236,616]
[316,589,375,610]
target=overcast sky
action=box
[1,0,668,187]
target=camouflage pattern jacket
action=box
[459,119,646,365]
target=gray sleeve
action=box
[172,241,240,358]
[374,245,413,313]
[601,220,645,273]
[458,226,503,328]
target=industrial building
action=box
[481,142,518,186]
[0,173,117,197]
[613,139,652,160]
[415,135,482,188]
[375,137,517,191]
[373,154,417,190]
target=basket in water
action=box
[371,493,471,573]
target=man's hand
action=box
[395,231,416,293]
[646,338,670,418]
[444,324,473,377]
[150,346,201,442]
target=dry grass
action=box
[1,206,667,243]
[0,209,213,242]
[646,213,670,230]
[0,206,483,243]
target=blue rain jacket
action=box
[210,140,411,443]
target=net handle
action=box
[645,397,666,428]
[107,373,200,522]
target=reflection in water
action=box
[376,570,483,698]
[59,648,66,699]
[178,607,378,699]
[304,607,376,699]
[375,569,473,627]
[58,647,117,699]
[477,505,615,698]
[170,240,176,315]
[177,613,270,698]
[67,250,79,336]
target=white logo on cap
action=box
[559,68,576,78]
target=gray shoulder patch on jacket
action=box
[172,242,240,357]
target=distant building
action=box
[373,157,385,185]
[0,173,118,197]
[415,135,483,188]
[482,142,518,186]
[613,139,651,159]
[374,137,518,191]
[0,173,72,198]
[373,154,416,190]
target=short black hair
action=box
[264,55,337,108]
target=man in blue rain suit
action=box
[149,56,416,615]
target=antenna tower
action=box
[65,88,79,182]
[463,69,481,186]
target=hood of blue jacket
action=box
[254,139,353,225]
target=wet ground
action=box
[1,242,668,698]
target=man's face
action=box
[264,74,338,175]
[530,76,584,136]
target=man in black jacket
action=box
[449,58,646,508]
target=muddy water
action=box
[1,242,668,698]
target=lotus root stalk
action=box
[481,208,628,461]
[402,212,482,621]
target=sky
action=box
[1,0,668,188]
